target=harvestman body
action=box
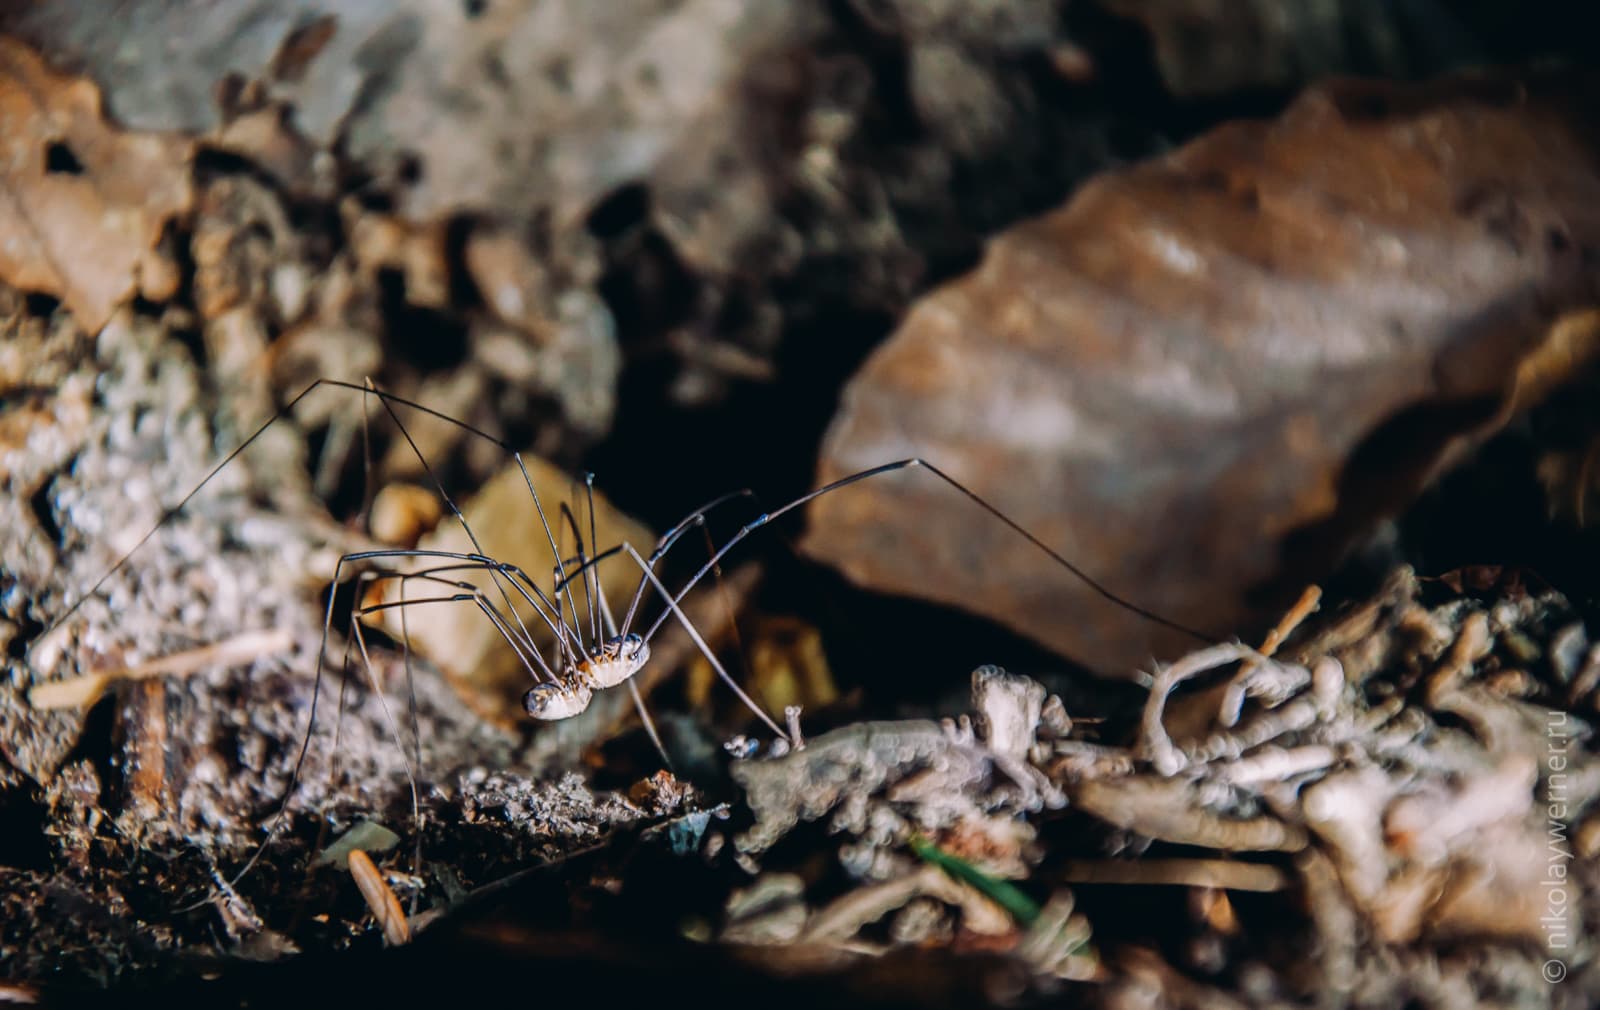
[523,634,650,719]
[36,377,1210,890]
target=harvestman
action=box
[35,377,1211,890]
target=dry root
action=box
[722,567,1598,1005]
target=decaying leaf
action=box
[0,38,192,331]
[805,71,1600,676]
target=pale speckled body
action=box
[522,679,593,720]
[576,633,650,689]
[522,633,650,720]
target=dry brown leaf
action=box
[805,72,1600,676]
[0,38,192,331]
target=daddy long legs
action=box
[30,376,1210,919]
[31,377,799,897]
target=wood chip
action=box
[347,848,411,946]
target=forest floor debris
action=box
[710,568,1598,1006]
[3,14,1599,1007]
[3,309,1597,1005]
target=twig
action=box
[29,627,294,709]
[348,848,411,945]
[802,868,933,942]
[1058,858,1287,892]
[802,864,1014,942]
[785,705,805,750]
[1072,776,1308,852]
[1262,585,1322,657]
[1219,586,1321,728]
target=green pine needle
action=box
[909,834,1041,926]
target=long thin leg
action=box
[219,549,355,890]
[219,551,558,891]
[394,567,425,914]
[350,614,421,866]
[594,584,671,769]
[357,380,380,528]
[342,548,574,667]
[357,589,552,688]
[365,388,579,670]
[357,563,560,682]
[615,541,789,742]
[359,377,438,865]
[548,488,763,639]
[581,474,604,648]
[557,499,599,650]
[619,489,761,636]
[59,379,600,901]
[551,481,587,655]
[695,512,753,691]
[329,629,357,814]
[641,458,1217,645]
[35,378,594,672]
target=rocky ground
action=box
[2,4,1600,1007]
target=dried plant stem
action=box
[28,627,294,710]
[1058,858,1288,892]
